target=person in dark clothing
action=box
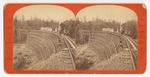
[119,37,123,49]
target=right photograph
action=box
[75,5,138,70]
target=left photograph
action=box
[13,5,77,70]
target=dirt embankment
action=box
[75,44,133,70]
[75,44,101,70]
[28,51,75,70]
[90,51,133,70]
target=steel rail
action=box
[62,35,76,70]
[123,36,137,70]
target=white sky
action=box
[14,5,138,23]
[14,5,75,22]
[76,5,138,23]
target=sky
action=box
[76,5,138,23]
[14,5,138,23]
[14,5,75,23]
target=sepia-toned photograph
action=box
[13,5,138,70]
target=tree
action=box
[121,20,138,39]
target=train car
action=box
[102,28,114,32]
[40,27,52,32]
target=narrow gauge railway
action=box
[61,35,76,70]
[122,35,138,70]
[90,31,138,70]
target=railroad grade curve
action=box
[61,35,76,70]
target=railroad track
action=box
[102,32,138,70]
[107,32,137,70]
[125,36,138,50]
[91,36,113,59]
[27,31,57,60]
[122,35,137,70]
[26,31,77,70]
[30,31,77,69]
[91,32,138,70]
[92,33,119,54]
[61,35,76,70]
[89,32,122,60]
